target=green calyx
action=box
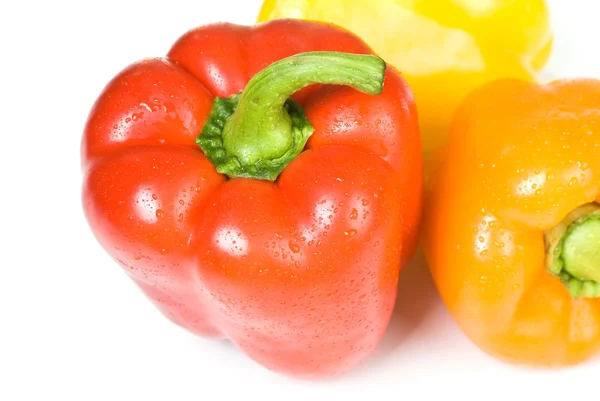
[544,202,600,298]
[197,51,386,181]
[197,94,313,181]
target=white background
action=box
[1,1,599,400]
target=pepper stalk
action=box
[545,202,600,298]
[197,51,386,181]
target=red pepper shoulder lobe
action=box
[81,58,214,170]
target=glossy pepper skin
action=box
[423,78,600,366]
[258,0,553,157]
[81,19,421,378]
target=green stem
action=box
[197,51,386,181]
[544,202,600,298]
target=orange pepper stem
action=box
[544,203,600,298]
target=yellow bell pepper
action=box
[257,0,553,157]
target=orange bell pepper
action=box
[423,77,600,366]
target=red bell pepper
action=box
[81,19,421,378]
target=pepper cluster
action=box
[81,1,600,378]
